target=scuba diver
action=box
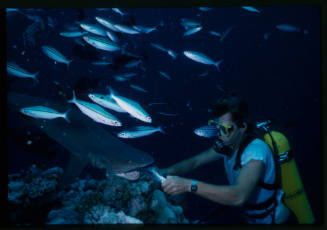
[160,95,314,224]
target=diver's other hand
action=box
[162,176,192,196]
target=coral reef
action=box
[8,165,189,225]
[8,165,63,225]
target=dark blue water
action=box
[7,7,321,224]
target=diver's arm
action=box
[162,159,264,206]
[193,160,264,206]
[163,147,222,176]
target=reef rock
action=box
[84,205,143,224]
[9,165,189,225]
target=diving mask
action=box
[208,119,234,137]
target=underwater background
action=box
[7,7,321,224]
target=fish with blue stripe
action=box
[194,125,219,138]
[20,105,71,123]
[42,46,72,68]
[184,50,223,72]
[83,35,121,52]
[68,90,122,126]
[7,62,39,83]
[107,86,152,123]
[117,126,165,138]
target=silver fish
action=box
[117,126,164,138]
[83,35,120,52]
[129,84,148,93]
[144,166,166,184]
[124,60,142,68]
[59,31,88,37]
[167,50,178,59]
[106,30,119,43]
[199,71,209,77]
[115,73,138,78]
[184,26,202,36]
[88,93,127,113]
[7,62,39,82]
[133,25,157,34]
[276,24,308,34]
[42,46,72,68]
[112,8,125,16]
[96,8,110,11]
[20,105,70,123]
[68,90,122,126]
[241,6,260,13]
[113,24,140,35]
[80,23,107,36]
[151,43,167,52]
[151,43,177,60]
[7,8,20,13]
[194,125,218,138]
[219,26,234,42]
[114,76,129,82]
[107,86,152,123]
[209,31,222,37]
[183,50,223,71]
[95,17,119,32]
[180,18,201,29]
[91,61,112,66]
[198,7,212,12]
[158,71,171,80]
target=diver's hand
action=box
[162,176,192,196]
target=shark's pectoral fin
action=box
[59,153,88,188]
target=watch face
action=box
[191,182,197,192]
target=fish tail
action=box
[158,126,165,134]
[34,71,40,77]
[63,109,71,123]
[106,85,115,97]
[215,59,223,72]
[66,59,73,69]
[33,72,40,83]
[68,90,76,103]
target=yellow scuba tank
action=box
[262,128,315,224]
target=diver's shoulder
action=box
[248,138,270,150]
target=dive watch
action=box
[191,180,198,193]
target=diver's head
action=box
[210,95,250,155]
